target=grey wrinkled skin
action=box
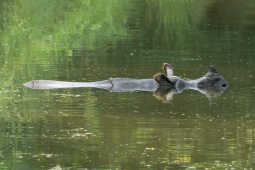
[170,65,229,94]
[109,78,159,92]
[24,64,229,102]
[154,64,229,102]
[24,78,159,92]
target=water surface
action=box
[0,0,255,169]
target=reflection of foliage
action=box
[0,0,255,169]
[1,117,254,169]
[0,0,130,120]
[0,0,129,64]
[141,0,206,48]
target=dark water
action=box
[1,0,255,169]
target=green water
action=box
[1,0,255,169]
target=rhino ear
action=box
[209,65,217,73]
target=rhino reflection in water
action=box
[24,63,229,102]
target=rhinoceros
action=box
[24,63,229,101]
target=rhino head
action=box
[152,63,229,103]
[198,65,229,90]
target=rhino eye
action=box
[214,78,221,82]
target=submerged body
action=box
[24,78,159,92]
[24,63,229,101]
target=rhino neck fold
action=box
[174,77,207,93]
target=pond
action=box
[0,0,255,169]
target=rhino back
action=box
[110,78,158,92]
